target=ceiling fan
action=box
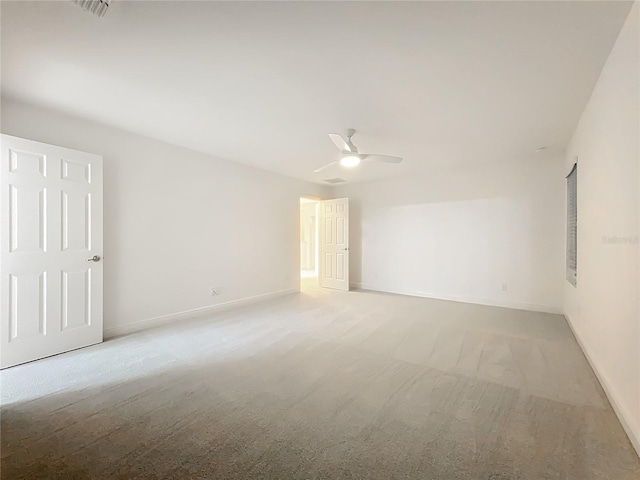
[314,129,403,173]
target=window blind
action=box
[566,164,577,286]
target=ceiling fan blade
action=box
[313,161,338,173]
[328,133,351,152]
[362,154,402,164]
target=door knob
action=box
[87,255,101,262]
[344,248,349,251]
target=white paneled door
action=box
[319,198,349,290]
[0,135,103,368]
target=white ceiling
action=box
[1,1,633,184]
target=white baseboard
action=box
[104,288,298,339]
[564,312,640,457]
[350,283,563,314]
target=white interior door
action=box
[1,134,103,368]
[319,198,349,290]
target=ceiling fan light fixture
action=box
[315,130,402,173]
[340,154,361,168]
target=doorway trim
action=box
[300,196,320,286]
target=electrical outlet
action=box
[500,283,508,292]
[210,286,221,296]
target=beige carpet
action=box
[2,283,639,479]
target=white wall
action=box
[1,99,329,335]
[563,3,639,453]
[333,158,565,313]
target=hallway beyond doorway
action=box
[300,197,319,280]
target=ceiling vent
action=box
[73,0,110,17]
[323,178,347,184]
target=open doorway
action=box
[300,196,351,291]
[300,197,319,285]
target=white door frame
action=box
[300,196,320,284]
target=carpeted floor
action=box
[1,283,639,479]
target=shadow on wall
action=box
[343,160,565,310]
[348,197,363,285]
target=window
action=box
[566,163,577,286]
